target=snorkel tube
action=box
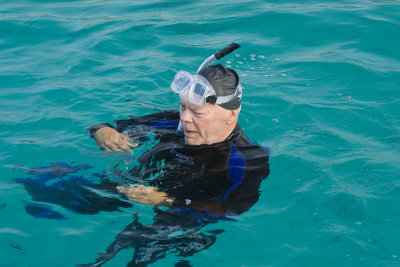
[197,43,240,73]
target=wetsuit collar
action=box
[225,123,241,142]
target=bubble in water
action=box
[237,61,243,64]
[258,55,266,59]
[275,58,280,61]
[250,54,256,57]
[281,73,287,77]
[355,221,362,225]
[226,60,231,64]
[251,58,256,61]
[272,118,279,123]
[235,54,240,57]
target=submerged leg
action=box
[79,209,223,266]
[78,212,144,266]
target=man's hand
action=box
[117,184,173,205]
[93,127,133,153]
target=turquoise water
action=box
[1,0,400,266]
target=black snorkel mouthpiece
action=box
[197,43,240,73]
[214,43,240,60]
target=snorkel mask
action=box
[171,43,242,108]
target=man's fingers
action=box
[120,133,130,143]
[119,134,134,153]
[116,184,170,205]
[118,144,133,154]
[108,144,120,152]
[116,186,127,194]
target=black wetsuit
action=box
[91,110,270,216]
[18,110,270,266]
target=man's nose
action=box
[180,109,193,123]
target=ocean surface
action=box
[1,0,400,266]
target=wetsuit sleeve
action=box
[87,110,180,137]
[114,110,180,132]
[87,123,115,138]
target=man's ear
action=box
[227,108,240,124]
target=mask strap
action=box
[214,84,242,105]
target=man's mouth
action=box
[184,129,197,136]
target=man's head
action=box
[177,64,242,145]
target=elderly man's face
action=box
[179,99,234,145]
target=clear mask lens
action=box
[191,83,207,105]
[171,71,191,93]
[171,71,214,106]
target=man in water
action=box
[88,64,270,216]
[81,64,270,266]
[17,54,270,265]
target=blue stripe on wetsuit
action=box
[221,144,245,201]
[149,119,179,130]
